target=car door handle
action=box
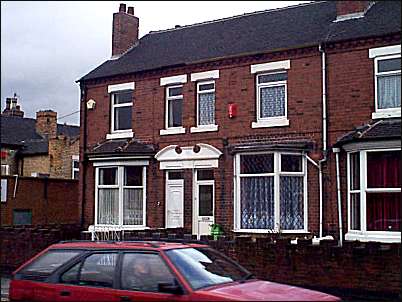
[60,290,71,296]
[120,296,132,302]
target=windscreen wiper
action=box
[239,273,255,283]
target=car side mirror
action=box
[157,281,183,295]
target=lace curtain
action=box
[123,188,143,225]
[98,189,119,225]
[199,92,215,125]
[377,75,401,109]
[260,85,285,118]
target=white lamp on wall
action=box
[86,99,96,110]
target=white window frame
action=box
[190,80,218,133]
[252,72,290,128]
[369,45,401,120]
[233,151,308,233]
[1,164,10,176]
[71,155,79,180]
[160,85,186,135]
[107,82,135,139]
[346,148,401,243]
[94,163,147,230]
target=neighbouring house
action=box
[77,1,400,243]
[1,95,80,179]
[0,96,81,226]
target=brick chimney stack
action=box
[336,1,374,21]
[2,93,24,117]
[112,3,139,57]
[36,110,58,138]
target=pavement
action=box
[1,276,10,302]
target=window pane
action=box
[377,74,401,109]
[281,154,302,172]
[198,92,215,125]
[168,86,183,97]
[197,170,214,180]
[367,151,400,188]
[98,188,119,224]
[280,176,304,230]
[350,153,360,190]
[199,83,215,91]
[21,250,82,275]
[258,72,287,83]
[260,85,286,118]
[123,188,143,225]
[114,106,132,130]
[73,170,79,180]
[240,177,274,229]
[125,166,143,186]
[350,193,361,230]
[378,58,401,73]
[60,262,80,284]
[13,210,32,225]
[121,253,175,292]
[80,253,118,288]
[99,168,117,185]
[168,171,183,179]
[113,91,132,104]
[168,98,182,127]
[73,160,79,169]
[366,192,400,231]
[199,185,213,216]
[240,154,273,174]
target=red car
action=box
[9,240,340,301]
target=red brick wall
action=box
[0,176,79,226]
[80,35,400,238]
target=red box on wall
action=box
[228,103,237,118]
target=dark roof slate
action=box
[89,139,155,156]
[80,1,401,81]
[335,118,401,146]
[0,115,80,155]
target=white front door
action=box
[193,169,215,238]
[165,171,184,228]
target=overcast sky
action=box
[1,1,307,125]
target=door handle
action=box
[60,290,71,296]
[120,296,132,302]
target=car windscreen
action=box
[165,247,249,290]
[19,249,82,275]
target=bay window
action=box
[347,149,401,242]
[95,165,146,228]
[234,152,307,232]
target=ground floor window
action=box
[347,149,400,242]
[234,152,307,232]
[95,165,146,227]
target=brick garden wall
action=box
[0,224,81,274]
[89,229,400,299]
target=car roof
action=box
[49,240,208,251]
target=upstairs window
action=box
[197,81,216,126]
[257,72,287,120]
[166,85,183,128]
[111,91,133,132]
[376,57,401,110]
[72,156,79,180]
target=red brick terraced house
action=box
[78,1,401,243]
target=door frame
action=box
[192,169,215,237]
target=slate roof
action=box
[334,118,401,147]
[89,139,155,157]
[0,115,79,155]
[80,1,401,82]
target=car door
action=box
[114,251,189,301]
[53,252,121,302]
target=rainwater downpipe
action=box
[333,147,343,246]
[318,43,328,238]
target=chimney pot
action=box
[119,3,126,13]
[127,6,134,15]
[112,4,139,57]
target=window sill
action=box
[233,229,308,234]
[160,127,186,136]
[252,118,289,128]
[372,110,401,120]
[345,231,401,243]
[106,131,134,140]
[89,225,149,231]
[190,125,218,133]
